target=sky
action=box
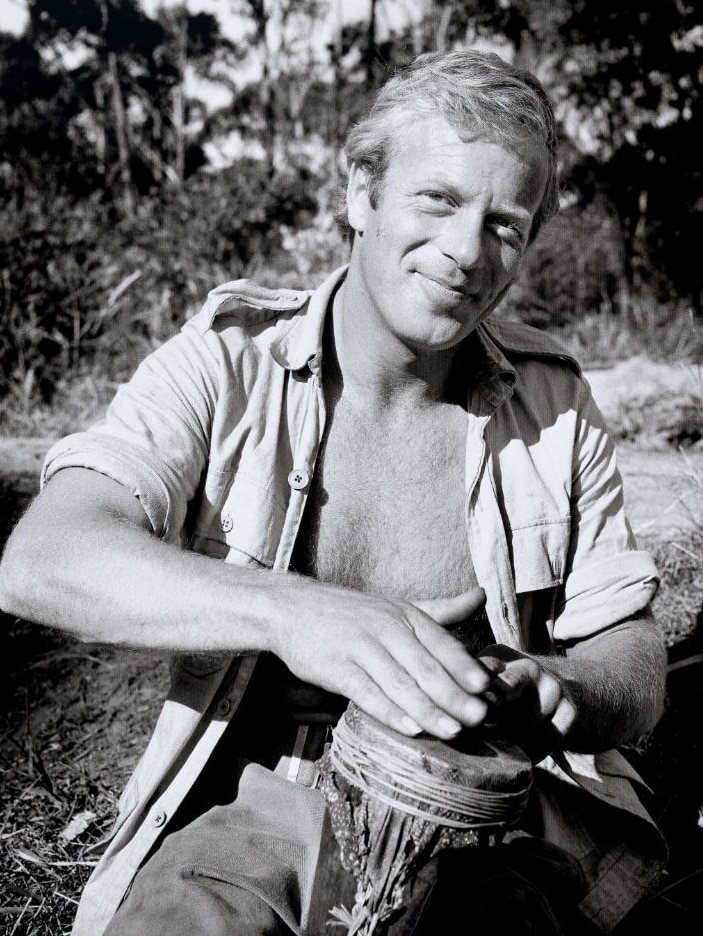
[0,0,26,34]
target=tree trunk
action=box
[172,10,187,187]
[107,50,135,217]
[365,0,377,90]
[99,0,134,217]
[248,0,275,177]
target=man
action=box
[0,51,667,935]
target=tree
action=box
[557,0,703,317]
[3,0,237,212]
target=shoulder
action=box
[482,318,583,377]
[186,279,312,335]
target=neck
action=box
[331,278,463,412]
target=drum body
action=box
[311,703,533,935]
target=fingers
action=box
[399,613,495,699]
[551,695,578,737]
[337,666,425,737]
[413,587,486,627]
[485,652,578,739]
[407,591,498,696]
[352,636,489,739]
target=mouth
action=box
[415,271,473,299]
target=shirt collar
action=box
[269,263,518,401]
[474,321,518,384]
[269,266,348,374]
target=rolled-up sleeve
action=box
[554,378,659,641]
[41,322,220,542]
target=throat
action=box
[331,284,467,410]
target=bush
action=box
[0,161,320,434]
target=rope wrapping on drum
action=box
[328,712,531,829]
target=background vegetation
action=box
[0,0,702,436]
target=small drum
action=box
[311,702,533,935]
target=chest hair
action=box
[293,398,477,603]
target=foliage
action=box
[402,1,703,317]
[0,163,319,433]
[1,0,703,426]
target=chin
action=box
[404,323,471,353]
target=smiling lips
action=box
[415,269,474,298]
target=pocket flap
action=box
[511,519,569,593]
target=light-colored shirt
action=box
[43,266,665,934]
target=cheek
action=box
[500,245,524,279]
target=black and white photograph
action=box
[0,2,701,934]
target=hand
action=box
[477,644,578,761]
[272,585,498,740]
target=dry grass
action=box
[0,615,169,934]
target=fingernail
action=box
[401,716,423,735]
[483,689,501,707]
[437,716,462,737]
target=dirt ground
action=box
[0,378,701,933]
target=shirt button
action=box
[220,515,233,533]
[153,810,167,828]
[216,697,232,716]
[287,468,310,491]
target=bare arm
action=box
[0,467,497,741]
[480,610,667,758]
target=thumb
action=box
[413,587,486,627]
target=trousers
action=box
[103,762,593,936]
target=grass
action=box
[0,627,168,935]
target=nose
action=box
[436,210,484,272]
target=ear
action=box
[346,163,373,235]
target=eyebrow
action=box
[409,176,536,229]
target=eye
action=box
[420,190,456,208]
[489,216,527,250]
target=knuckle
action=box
[411,653,447,687]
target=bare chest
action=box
[294,401,476,601]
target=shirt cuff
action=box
[554,550,660,641]
[41,432,175,539]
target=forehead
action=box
[385,115,549,210]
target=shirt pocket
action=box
[510,518,570,594]
[192,470,288,568]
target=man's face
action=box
[346,115,549,352]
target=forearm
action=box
[537,610,667,752]
[0,470,502,742]
[0,470,334,654]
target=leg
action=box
[385,837,596,936]
[104,763,326,936]
[105,864,293,936]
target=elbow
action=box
[0,514,62,625]
[0,533,36,621]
